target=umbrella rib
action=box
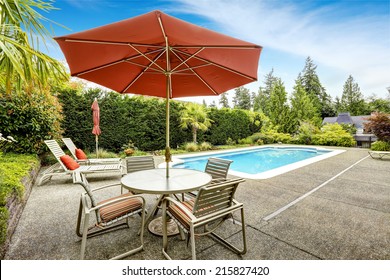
[122,50,167,93]
[174,48,257,81]
[127,43,166,72]
[173,63,213,73]
[73,48,164,76]
[171,47,205,72]
[170,49,219,95]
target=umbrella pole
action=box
[95,135,99,158]
[165,74,171,178]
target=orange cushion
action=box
[75,148,88,160]
[60,155,80,170]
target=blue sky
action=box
[43,0,390,105]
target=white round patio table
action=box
[121,168,212,236]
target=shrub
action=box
[0,89,62,154]
[183,142,198,152]
[371,141,390,151]
[293,121,319,145]
[226,137,236,145]
[257,130,292,144]
[311,123,356,147]
[198,142,212,151]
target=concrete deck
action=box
[3,147,390,260]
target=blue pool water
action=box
[173,147,331,175]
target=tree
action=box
[367,94,390,113]
[339,75,368,115]
[298,57,335,118]
[267,78,292,133]
[232,86,251,110]
[219,92,230,108]
[180,102,213,143]
[253,69,277,114]
[364,112,390,142]
[0,0,68,93]
[290,80,321,132]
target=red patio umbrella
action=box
[91,98,101,158]
[55,10,262,177]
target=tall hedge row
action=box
[58,88,262,153]
[58,88,192,152]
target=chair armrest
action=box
[91,183,122,192]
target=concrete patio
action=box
[3,147,390,260]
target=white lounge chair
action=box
[62,137,121,165]
[38,140,124,185]
[368,150,390,160]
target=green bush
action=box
[183,142,198,152]
[292,121,319,145]
[371,141,390,151]
[311,123,356,147]
[257,130,292,144]
[198,142,212,151]
[0,89,62,154]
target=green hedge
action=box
[58,88,192,153]
[0,89,62,154]
[58,87,262,152]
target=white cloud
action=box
[172,0,390,98]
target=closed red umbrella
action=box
[91,98,101,158]
[55,10,262,177]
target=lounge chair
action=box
[368,150,390,160]
[73,172,145,259]
[62,137,121,165]
[38,140,124,185]
[162,178,247,260]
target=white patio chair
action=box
[73,172,146,259]
[162,178,247,260]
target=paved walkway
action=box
[4,147,390,260]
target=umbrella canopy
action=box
[91,98,101,158]
[55,10,262,176]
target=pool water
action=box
[172,146,342,179]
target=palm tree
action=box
[0,0,68,93]
[180,102,213,143]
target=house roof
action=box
[322,112,371,129]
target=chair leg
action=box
[80,212,90,260]
[190,226,196,260]
[209,208,247,255]
[111,207,146,260]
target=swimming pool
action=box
[171,146,345,179]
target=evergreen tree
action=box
[290,80,321,132]
[268,78,292,133]
[219,92,230,108]
[298,57,335,118]
[254,69,278,114]
[232,86,251,110]
[339,75,368,115]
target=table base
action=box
[148,217,179,236]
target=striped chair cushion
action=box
[168,199,196,230]
[98,193,142,223]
